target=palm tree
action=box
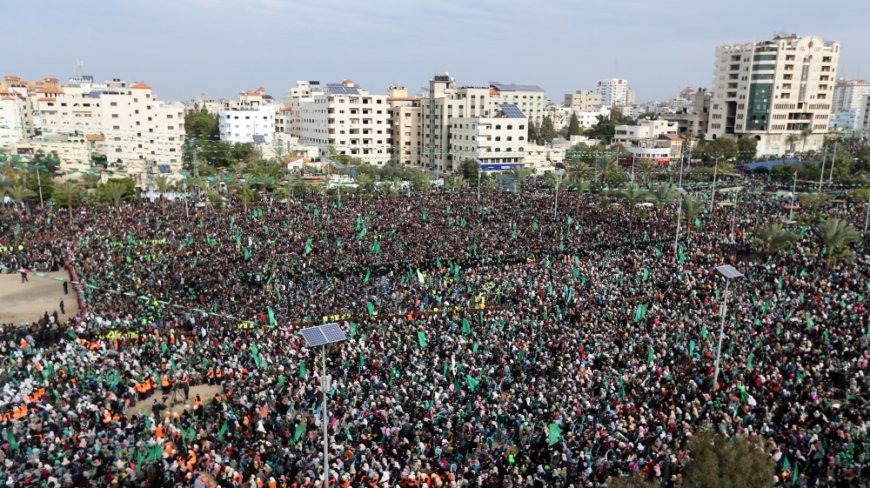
[237,182,255,213]
[6,184,35,212]
[800,125,813,154]
[53,181,83,223]
[752,222,798,254]
[511,168,533,192]
[647,183,679,210]
[81,172,101,189]
[355,173,374,195]
[153,175,171,202]
[615,183,648,230]
[816,218,860,265]
[566,159,594,181]
[101,181,129,208]
[680,197,704,237]
[573,178,591,193]
[785,134,799,154]
[597,155,626,185]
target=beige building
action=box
[564,90,603,112]
[709,33,839,155]
[662,89,712,137]
[387,86,421,166]
[450,105,528,168]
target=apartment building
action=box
[488,82,546,125]
[829,79,870,136]
[284,81,323,139]
[297,80,391,165]
[218,88,277,144]
[597,78,635,107]
[708,33,839,154]
[387,86,421,166]
[615,119,682,163]
[450,104,528,169]
[564,89,603,112]
[662,89,712,137]
[0,89,29,149]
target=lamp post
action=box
[712,264,743,390]
[709,156,720,208]
[554,168,565,217]
[673,153,686,263]
[864,194,869,237]
[477,165,481,201]
[299,323,347,488]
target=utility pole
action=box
[709,156,720,208]
[864,194,870,238]
[817,146,827,193]
[827,141,838,187]
[789,170,797,221]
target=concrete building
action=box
[597,78,635,107]
[0,89,29,149]
[615,119,682,164]
[829,79,870,136]
[387,86,421,166]
[488,82,546,125]
[218,88,277,144]
[564,90,603,112]
[662,89,712,137]
[284,81,323,139]
[450,104,528,169]
[708,33,839,154]
[297,80,391,165]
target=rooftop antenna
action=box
[75,59,84,79]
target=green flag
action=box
[5,430,18,451]
[218,422,228,440]
[805,312,814,328]
[547,423,562,446]
[293,423,305,443]
[371,239,381,255]
[647,345,654,364]
[366,301,375,316]
[417,331,427,348]
[642,268,649,281]
[267,307,277,326]
[694,217,701,228]
[689,339,696,357]
[364,269,370,284]
[462,318,471,335]
[465,374,480,391]
[251,344,263,368]
[299,361,306,379]
[356,215,362,231]
[304,237,313,255]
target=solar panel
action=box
[157,164,170,174]
[300,326,328,347]
[321,323,347,343]
[299,323,347,347]
[252,135,266,144]
[499,104,525,118]
[715,265,743,280]
[326,83,359,95]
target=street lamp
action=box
[712,264,743,390]
[554,168,565,217]
[674,187,688,261]
[709,156,721,208]
[300,323,347,487]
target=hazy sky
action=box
[7,0,870,104]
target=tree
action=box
[52,181,83,223]
[539,115,557,144]
[566,159,595,181]
[355,173,374,194]
[770,164,796,181]
[597,155,627,184]
[752,222,799,254]
[410,169,431,192]
[153,175,171,202]
[701,137,739,163]
[6,184,36,212]
[236,182,256,212]
[98,179,136,208]
[566,112,581,137]
[511,168,533,192]
[785,134,799,154]
[615,184,648,212]
[737,137,758,162]
[816,218,860,265]
[185,110,219,140]
[606,474,659,488]
[81,172,102,189]
[680,196,704,237]
[682,431,776,488]
[800,125,813,153]
[647,183,678,209]
[459,159,479,182]
[528,120,539,145]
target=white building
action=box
[297,80,392,165]
[284,81,323,139]
[597,78,635,107]
[218,89,277,144]
[0,89,28,149]
[615,119,682,163]
[488,82,547,125]
[387,86,422,166]
[829,79,870,136]
[708,33,839,154]
[450,104,528,169]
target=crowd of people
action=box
[0,181,867,487]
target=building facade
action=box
[297,80,392,165]
[708,33,839,155]
[564,90,603,112]
[449,105,528,168]
[597,78,635,107]
[218,89,277,144]
[829,79,870,136]
[615,119,682,163]
[387,86,422,166]
[662,89,712,137]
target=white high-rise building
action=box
[597,78,635,107]
[829,79,870,135]
[708,33,839,155]
[218,88,277,144]
[387,86,421,166]
[0,89,28,149]
[297,80,392,165]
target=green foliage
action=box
[597,156,627,184]
[769,164,796,181]
[851,187,870,202]
[737,137,758,162]
[539,115,557,144]
[354,173,374,193]
[566,112,581,137]
[614,184,648,207]
[459,159,479,182]
[682,431,776,488]
[184,110,219,140]
[680,197,704,235]
[752,222,799,254]
[816,218,861,265]
[606,473,659,488]
[647,183,678,208]
[584,109,633,141]
[80,172,102,189]
[97,178,136,207]
[528,120,539,145]
[699,137,739,162]
[6,183,36,204]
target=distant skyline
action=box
[6,0,870,104]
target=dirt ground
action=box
[0,271,79,325]
[129,383,224,418]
